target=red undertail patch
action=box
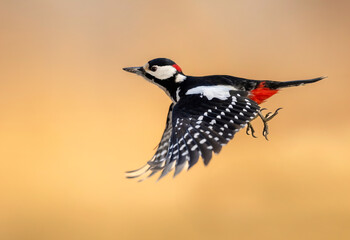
[249,81,279,104]
[172,64,182,73]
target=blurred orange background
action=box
[1,1,350,239]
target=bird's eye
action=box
[150,66,157,72]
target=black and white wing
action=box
[125,103,174,181]
[126,91,260,181]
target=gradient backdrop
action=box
[1,1,350,239]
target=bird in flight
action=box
[123,58,323,181]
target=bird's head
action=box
[123,58,187,102]
[123,58,185,83]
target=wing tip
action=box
[125,164,151,179]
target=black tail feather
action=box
[267,76,326,89]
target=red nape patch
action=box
[249,82,279,104]
[172,64,182,72]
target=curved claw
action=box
[262,125,269,141]
[265,112,273,119]
[272,108,283,116]
[263,134,269,141]
[246,123,258,138]
[265,108,283,121]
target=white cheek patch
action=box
[186,85,239,100]
[146,65,177,80]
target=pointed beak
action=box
[122,66,144,76]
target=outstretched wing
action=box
[126,91,260,181]
[125,103,174,180]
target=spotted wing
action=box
[125,103,174,181]
[126,92,260,181]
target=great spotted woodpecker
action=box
[123,58,324,180]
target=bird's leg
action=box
[246,122,257,138]
[257,108,282,140]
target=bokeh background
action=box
[1,1,350,239]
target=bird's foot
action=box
[246,122,257,138]
[258,108,282,140]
